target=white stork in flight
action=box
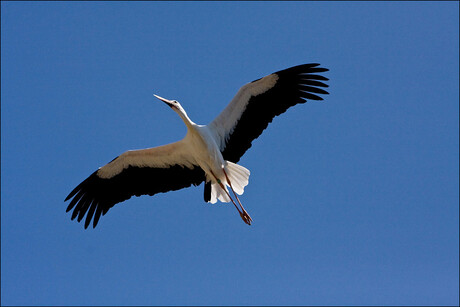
[65,63,329,228]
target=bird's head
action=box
[153,94,186,114]
[154,94,180,109]
[153,94,193,126]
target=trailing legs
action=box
[222,168,252,225]
[210,169,252,225]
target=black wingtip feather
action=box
[65,186,80,201]
[77,199,92,222]
[66,190,83,212]
[303,67,328,73]
[84,202,97,229]
[93,206,103,228]
[304,80,329,88]
[301,74,329,81]
[299,85,329,95]
[300,91,324,101]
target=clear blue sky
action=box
[1,2,458,306]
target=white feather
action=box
[97,139,197,179]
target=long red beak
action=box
[153,94,175,108]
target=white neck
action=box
[175,108,195,129]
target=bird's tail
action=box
[209,161,250,204]
[224,161,250,195]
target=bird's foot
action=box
[239,209,252,225]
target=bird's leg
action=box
[210,170,251,225]
[210,171,242,214]
[222,168,252,225]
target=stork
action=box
[65,63,329,228]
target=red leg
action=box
[223,168,252,225]
[210,170,251,225]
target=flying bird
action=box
[65,63,329,228]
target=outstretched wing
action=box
[209,63,329,163]
[64,140,205,229]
